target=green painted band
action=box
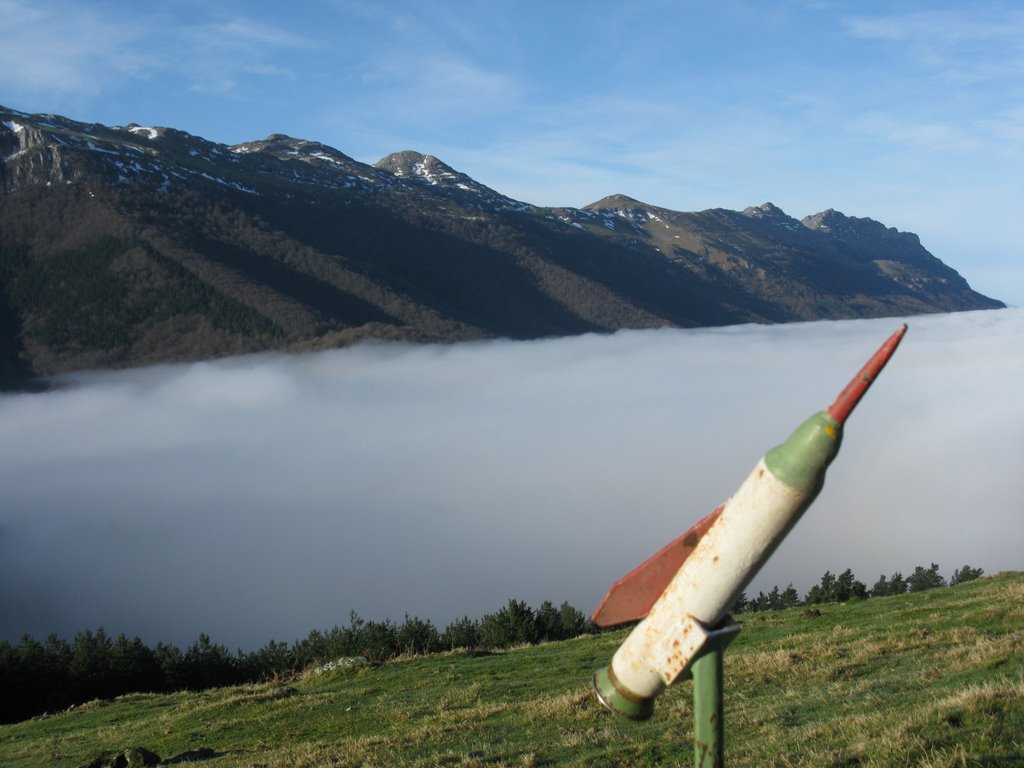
[763,411,843,493]
[592,666,655,721]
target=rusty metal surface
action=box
[658,614,709,685]
[591,507,724,627]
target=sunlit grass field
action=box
[2,573,1021,767]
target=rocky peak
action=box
[585,194,647,211]
[741,202,803,231]
[230,134,355,165]
[573,194,671,233]
[802,208,950,278]
[802,208,858,235]
[583,194,662,222]
[742,201,785,218]
[802,209,922,247]
[375,150,527,212]
[375,151,460,185]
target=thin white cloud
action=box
[847,113,980,153]
[172,14,316,96]
[313,1,534,139]
[1,309,1020,650]
[413,56,522,113]
[246,64,297,80]
[977,105,1024,147]
[843,9,1024,84]
[203,18,313,50]
[0,1,314,101]
[844,10,1024,45]
[346,48,525,133]
[0,0,155,95]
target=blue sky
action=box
[1,0,1021,305]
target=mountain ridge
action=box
[0,104,1004,389]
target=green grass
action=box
[3,573,1022,767]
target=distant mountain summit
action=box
[375,150,463,184]
[233,134,358,164]
[803,208,932,260]
[374,150,529,211]
[0,103,1004,388]
[585,193,649,210]
[742,202,804,231]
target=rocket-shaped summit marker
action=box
[592,325,907,720]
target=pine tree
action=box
[478,599,538,649]
[805,570,837,604]
[835,569,867,601]
[950,565,984,585]
[780,584,801,608]
[907,563,946,593]
[534,601,562,642]
[871,574,889,597]
[557,601,592,639]
[441,616,479,650]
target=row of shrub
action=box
[735,563,984,613]
[1,564,985,724]
[0,599,593,724]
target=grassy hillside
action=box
[2,573,1021,767]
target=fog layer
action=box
[2,309,1021,649]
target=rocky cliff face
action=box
[2,113,86,189]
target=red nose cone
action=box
[827,324,907,425]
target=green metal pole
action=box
[692,645,724,768]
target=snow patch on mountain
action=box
[127,126,159,140]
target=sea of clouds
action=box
[2,308,1021,650]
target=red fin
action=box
[591,507,723,627]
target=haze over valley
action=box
[2,309,1020,650]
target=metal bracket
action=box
[657,613,741,685]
